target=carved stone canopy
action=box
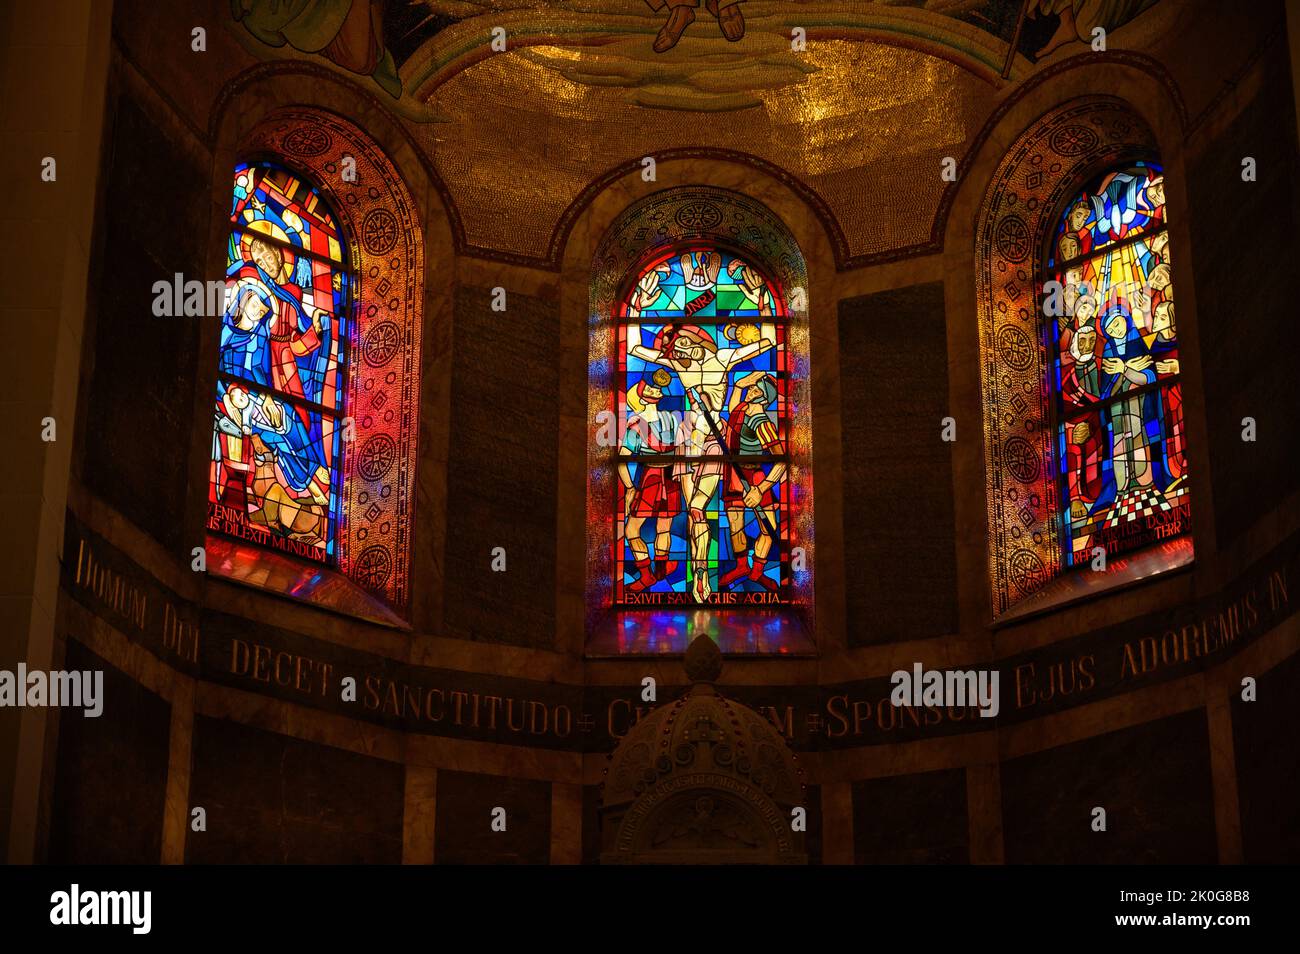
[600,637,807,864]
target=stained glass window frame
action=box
[1038,157,1191,572]
[208,158,356,567]
[609,242,794,609]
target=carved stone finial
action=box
[683,635,723,684]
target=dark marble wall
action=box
[185,716,404,863]
[1001,709,1217,863]
[839,282,959,645]
[1190,35,1300,547]
[47,642,171,863]
[434,770,551,864]
[441,286,559,648]
[80,86,204,554]
[1233,649,1300,863]
[852,768,968,864]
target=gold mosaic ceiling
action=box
[213,0,1207,266]
[417,37,994,263]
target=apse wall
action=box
[8,0,1298,865]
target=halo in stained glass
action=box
[231,162,346,264]
[1048,161,1167,269]
[1048,161,1189,568]
[611,247,791,606]
[209,162,351,565]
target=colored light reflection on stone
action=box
[205,534,407,628]
[587,609,815,656]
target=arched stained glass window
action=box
[1047,161,1190,568]
[613,247,790,605]
[208,162,351,565]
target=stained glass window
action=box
[208,163,350,564]
[612,247,790,606]
[1046,162,1190,568]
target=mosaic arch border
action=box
[585,187,814,631]
[976,96,1160,617]
[238,107,424,611]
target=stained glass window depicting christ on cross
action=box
[207,162,351,564]
[1046,161,1190,568]
[613,247,790,606]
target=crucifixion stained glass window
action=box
[207,162,351,564]
[1046,161,1190,567]
[613,247,790,606]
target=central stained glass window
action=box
[613,247,790,606]
[1046,161,1190,567]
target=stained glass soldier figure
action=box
[718,372,785,592]
[630,323,776,602]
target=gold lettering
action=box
[426,688,445,722]
[554,705,572,737]
[1015,663,1037,708]
[876,698,896,731]
[1120,642,1140,679]
[1268,569,1288,612]
[1161,631,1181,667]
[75,537,90,587]
[851,700,871,736]
[403,685,422,720]
[1222,607,1236,649]
[764,705,794,738]
[230,638,250,676]
[1051,660,1076,697]
[71,539,149,631]
[1219,603,1238,648]
[1078,654,1095,691]
[527,700,547,735]
[608,698,631,739]
[274,652,292,687]
[162,603,177,652]
[130,590,147,630]
[825,695,849,738]
[1138,636,1159,673]
[506,698,525,732]
[252,644,271,682]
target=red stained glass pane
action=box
[612,248,791,605]
[1049,161,1189,568]
[210,163,351,565]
